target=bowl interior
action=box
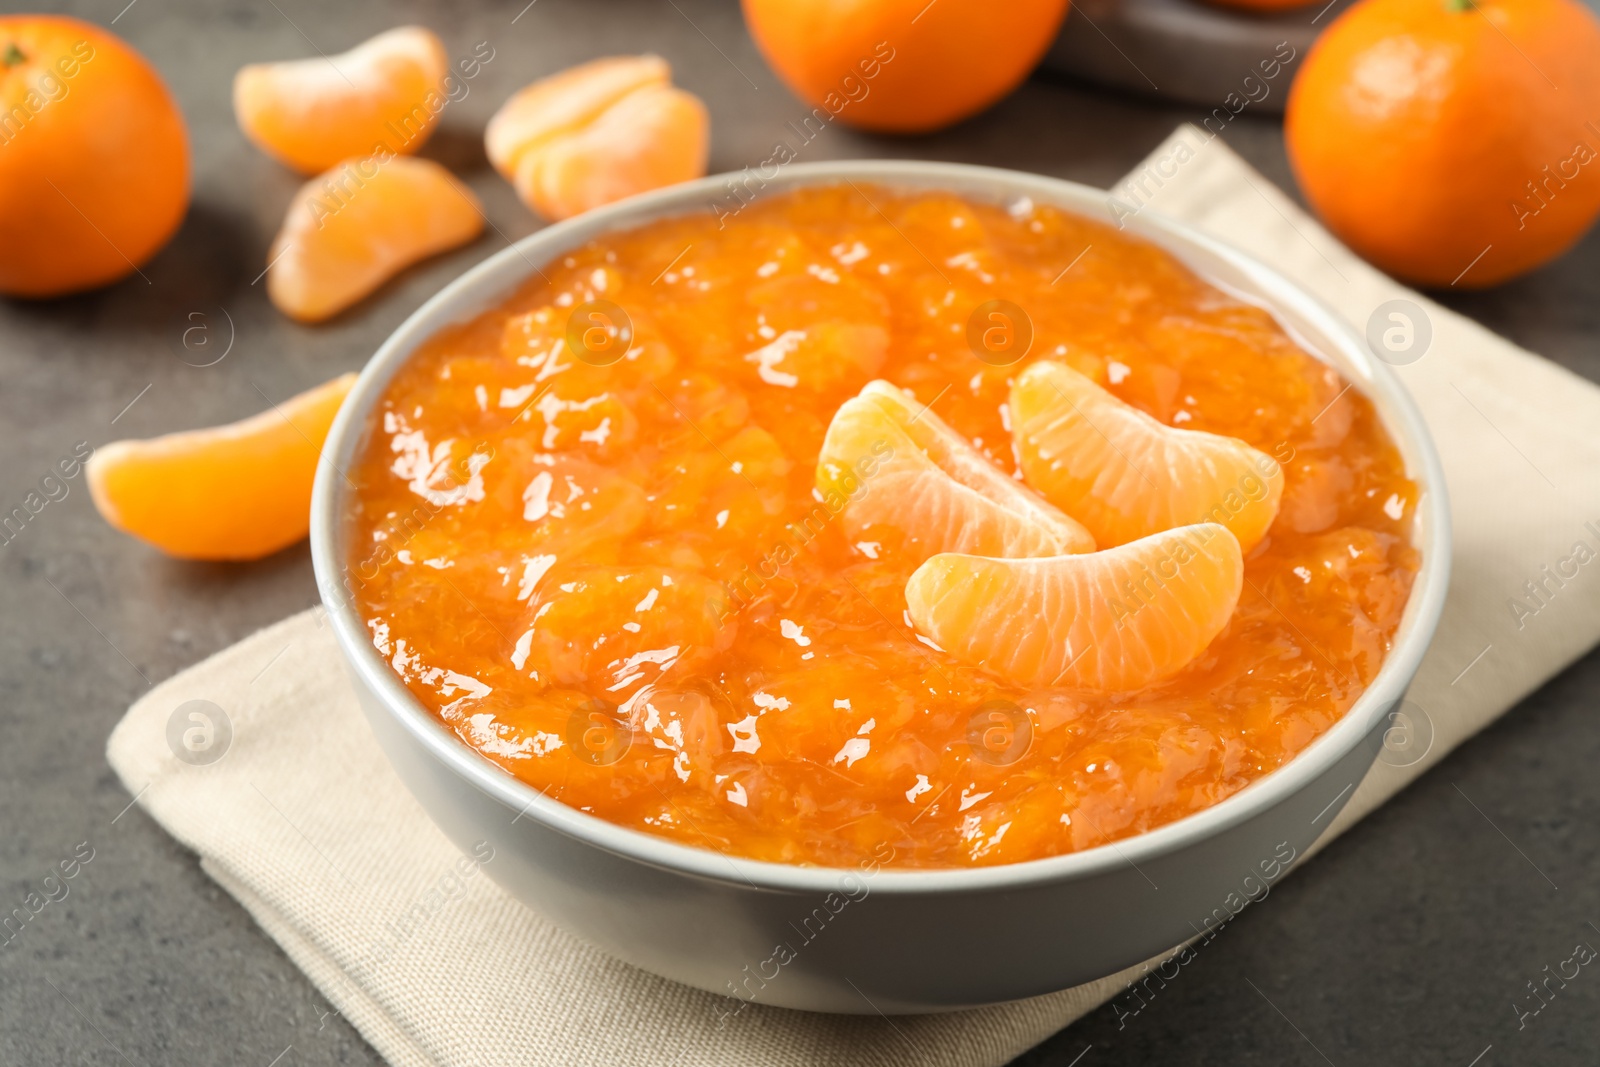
[310,160,1451,895]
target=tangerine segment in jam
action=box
[347,185,1419,869]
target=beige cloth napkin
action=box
[108,125,1600,1067]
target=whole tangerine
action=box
[1286,0,1600,288]
[741,0,1071,134]
[0,16,190,298]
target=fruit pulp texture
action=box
[348,185,1419,868]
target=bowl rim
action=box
[310,158,1451,896]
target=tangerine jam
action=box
[346,185,1419,869]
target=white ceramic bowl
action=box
[310,160,1450,1014]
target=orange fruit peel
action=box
[819,379,1094,565]
[87,373,357,560]
[1011,360,1283,552]
[233,25,448,174]
[905,523,1244,692]
[485,55,709,221]
[267,154,483,323]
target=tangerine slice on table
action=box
[267,155,483,323]
[818,380,1095,565]
[905,523,1244,692]
[233,26,448,174]
[485,55,709,221]
[87,373,356,561]
[1011,360,1284,552]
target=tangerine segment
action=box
[485,55,708,221]
[87,373,356,560]
[485,55,668,173]
[1012,360,1284,552]
[820,380,1094,565]
[267,155,483,323]
[233,26,448,174]
[906,524,1244,692]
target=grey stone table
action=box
[3,1,1597,1064]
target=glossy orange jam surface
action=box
[347,185,1419,868]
